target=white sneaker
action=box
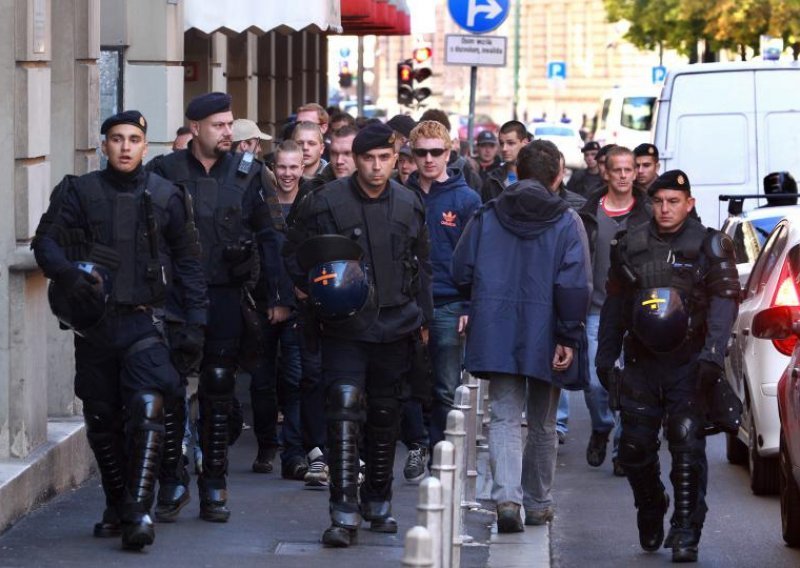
[304,447,329,489]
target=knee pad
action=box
[667,414,701,449]
[200,366,236,397]
[83,400,120,434]
[327,382,363,422]
[128,390,165,429]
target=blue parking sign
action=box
[547,61,567,80]
[652,66,667,84]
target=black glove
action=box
[597,367,613,392]
[169,324,205,375]
[695,360,722,411]
[224,241,258,284]
[56,267,101,308]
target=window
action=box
[745,222,788,299]
[620,96,656,131]
[99,47,124,125]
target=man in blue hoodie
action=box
[452,139,592,533]
[403,120,482,482]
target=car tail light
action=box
[771,260,800,355]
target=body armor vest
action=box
[74,171,176,306]
[155,151,258,286]
[620,218,710,343]
[320,178,421,308]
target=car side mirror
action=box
[752,306,800,339]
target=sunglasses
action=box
[412,148,448,158]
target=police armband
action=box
[702,231,740,299]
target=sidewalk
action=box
[0,405,550,567]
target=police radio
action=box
[237,151,255,176]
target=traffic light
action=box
[397,60,414,106]
[396,57,432,107]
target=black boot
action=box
[198,367,235,522]
[666,451,703,563]
[84,402,127,538]
[252,441,278,474]
[155,397,190,522]
[322,384,362,548]
[360,404,400,534]
[626,460,669,552]
[120,391,164,551]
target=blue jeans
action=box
[585,313,620,455]
[429,301,467,449]
[556,390,569,434]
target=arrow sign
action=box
[448,0,510,34]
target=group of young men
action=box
[34,92,740,563]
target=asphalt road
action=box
[551,389,800,567]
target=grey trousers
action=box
[488,373,560,512]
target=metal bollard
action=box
[417,476,444,568]
[463,374,480,505]
[444,406,466,567]
[475,377,488,445]
[431,440,456,568]
[402,526,435,568]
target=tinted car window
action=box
[745,222,788,299]
[621,96,656,131]
[732,216,782,264]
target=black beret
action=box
[101,110,147,135]
[295,234,364,272]
[648,169,691,196]
[581,141,600,153]
[634,143,659,159]
[387,114,416,138]
[185,92,232,121]
[596,144,616,160]
[352,123,396,155]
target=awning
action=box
[184,0,343,35]
[341,0,411,35]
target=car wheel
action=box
[726,431,747,465]
[749,408,780,495]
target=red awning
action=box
[341,0,411,36]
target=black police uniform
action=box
[147,94,285,521]
[286,164,433,547]
[33,119,207,550]
[597,199,739,561]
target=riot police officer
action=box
[32,111,207,550]
[286,123,433,548]
[597,170,739,563]
[148,92,287,522]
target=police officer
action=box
[596,170,739,563]
[148,92,287,522]
[32,111,207,550]
[286,123,433,548]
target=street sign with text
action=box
[444,35,507,67]
[448,0,510,34]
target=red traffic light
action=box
[399,65,412,83]
[413,47,432,64]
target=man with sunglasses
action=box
[403,121,481,481]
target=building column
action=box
[122,0,184,156]
[227,30,258,120]
[210,31,227,94]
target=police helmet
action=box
[631,287,690,353]
[47,262,112,334]
[763,171,798,207]
[296,235,374,322]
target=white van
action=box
[653,61,800,227]
[594,86,660,149]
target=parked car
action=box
[720,204,798,288]
[724,210,800,495]
[752,304,800,546]
[527,122,584,171]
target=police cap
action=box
[352,123,397,155]
[596,144,616,161]
[648,169,691,196]
[296,234,365,272]
[387,114,417,138]
[581,141,600,153]
[185,92,232,121]
[100,110,147,135]
[633,143,659,160]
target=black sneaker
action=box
[586,430,610,467]
[252,446,278,474]
[403,445,428,483]
[281,455,309,481]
